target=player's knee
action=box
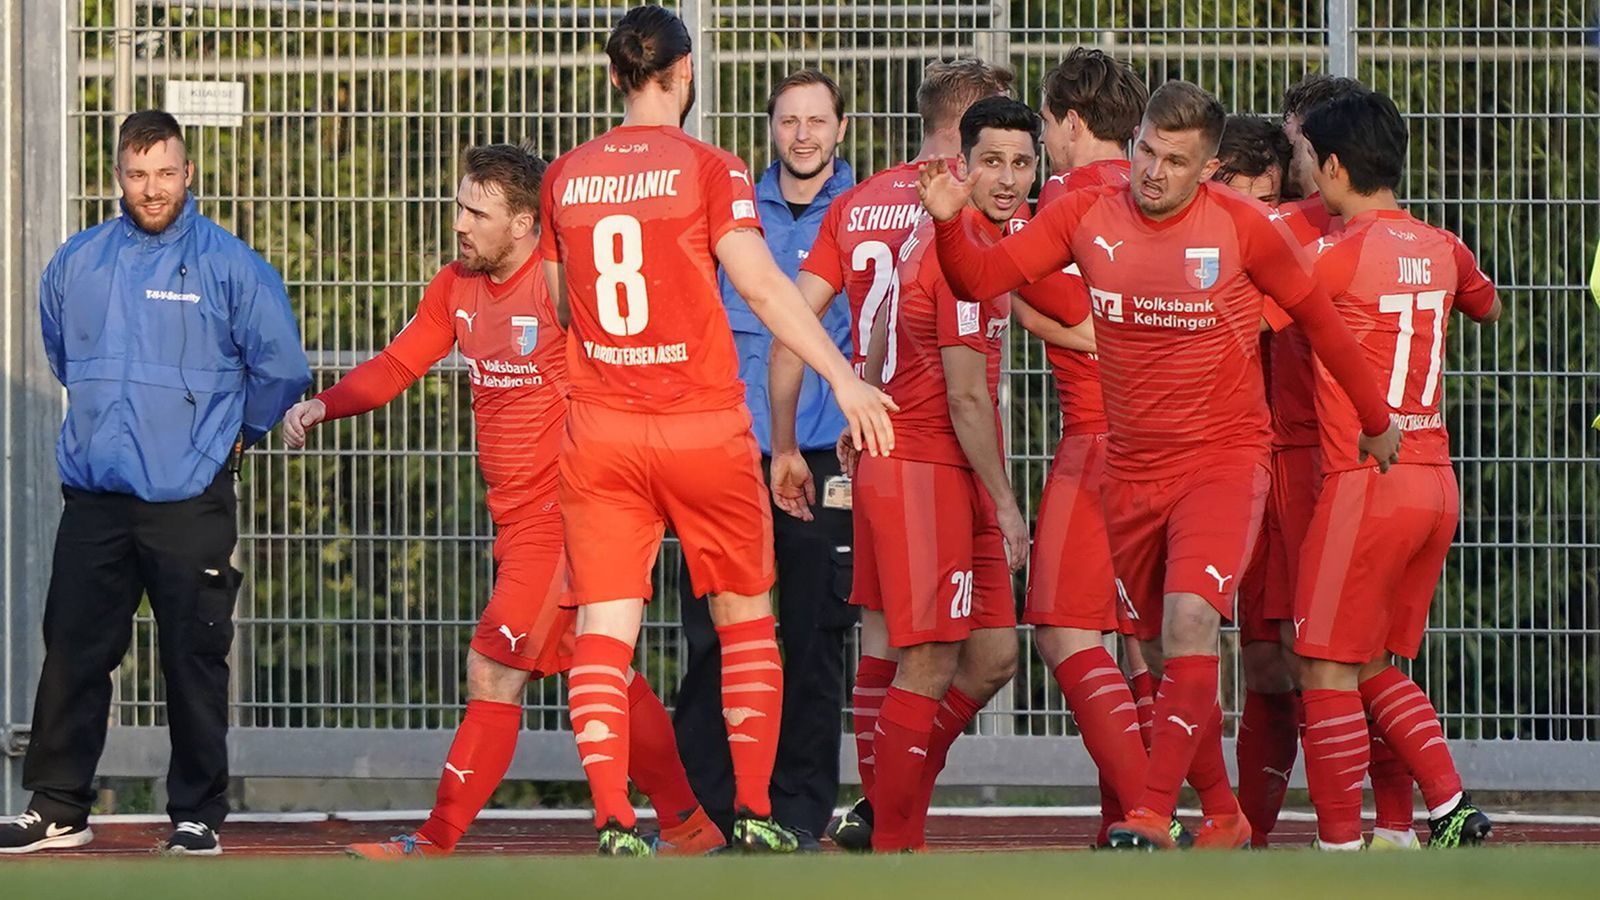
[466,649,529,703]
[1034,627,1103,671]
[708,590,773,627]
[1161,593,1222,656]
[1357,653,1396,684]
[1299,657,1360,692]
[891,642,962,698]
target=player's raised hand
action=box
[281,398,327,450]
[769,449,816,522]
[1357,417,1403,473]
[835,429,860,477]
[917,157,973,223]
[834,378,898,458]
[996,503,1031,572]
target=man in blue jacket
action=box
[673,69,856,846]
[0,111,311,856]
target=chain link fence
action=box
[2,0,1595,804]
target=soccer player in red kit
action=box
[1208,112,1304,847]
[1292,91,1499,851]
[1284,75,1427,852]
[280,146,720,859]
[1021,49,1157,848]
[853,96,1041,852]
[764,57,1015,852]
[920,80,1401,850]
[538,6,895,855]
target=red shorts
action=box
[470,511,577,677]
[852,454,1015,648]
[1237,445,1322,644]
[1293,465,1458,664]
[1024,432,1120,633]
[560,401,775,604]
[1100,453,1270,642]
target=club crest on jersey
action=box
[1184,247,1221,290]
[511,315,539,355]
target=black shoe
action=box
[824,797,873,853]
[156,821,222,856]
[789,827,823,853]
[0,809,93,854]
[1428,795,1491,848]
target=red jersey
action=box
[881,208,1012,468]
[317,256,568,525]
[800,161,925,369]
[1262,196,1339,449]
[538,124,760,414]
[1031,158,1129,435]
[963,182,1341,479]
[1310,209,1496,473]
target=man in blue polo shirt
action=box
[673,69,855,847]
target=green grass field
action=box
[6,848,1599,899]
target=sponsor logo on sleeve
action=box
[732,199,757,221]
[956,301,981,336]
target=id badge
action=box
[822,475,852,510]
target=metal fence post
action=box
[682,0,708,140]
[1326,0,1357,76]
[2,0,67,813]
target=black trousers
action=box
[23,472,241,830]
[672,450,857,838]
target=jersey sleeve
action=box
[701,148,763,248]
[1234,197,1320,310]
[935,187,1088,301]
[932,269,988,354]
[799,197,847,291]
[318,269,459,420]
[1261,298,1294,332]
[1017,268,1090,326]
[538,158,562,262]
[1449,235,1498,321]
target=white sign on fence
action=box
[164,80,245,127]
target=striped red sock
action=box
[717,616,783,818]
[1185,702,1240,817]
[568,634,635,829]
[1301,688,1370,847]
[416,699,521,850]
[1361,666,1462,816]
[1135,655,1219,818]
[870,687,939,852]
[905,686,983,841]
[1369,732,1417,832]
[852,655,897,803]
[1130,669,1156,750]
[1236,689,1299,844]
[1055,647,1147,812]
[626,672,699,829]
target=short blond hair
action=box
[918,58,1015,132]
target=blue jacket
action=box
[39,196,312,502]
[722,160,855,454]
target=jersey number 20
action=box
[594,214,649,336]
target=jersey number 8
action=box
[594,214,650,336]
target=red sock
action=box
[626,673,700,829]
[416,699,521,850]
[1135,655,1219,818]
[1361,666,1462,815]
[1185,702,1240,817]
[1097,774,1124,846]
[852,656,897,803]
[906,686,983,842]
[1370,732,1417,832]
[717,616,783,819]
[1301,688,1370,847]
[1236,689,1299,844]
[1055,648,1147,812]
[870,687,940,852]
[569,633,635,829]
[1130,669,1156,750]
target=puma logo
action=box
[498,625,527,653]
[909,747,927,757]
[1204,564,1234,592]
[444,762,474,783]
[1316,236,1335,255]
[455,309,478,332]
[1094,235,1124,261]
[1294,618,1307,638]
[1269,210,1290,222]
[729,170,752,185]
[1263,766,1291,782]
[1167,715,1200,736]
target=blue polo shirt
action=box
[721,159,855,455]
